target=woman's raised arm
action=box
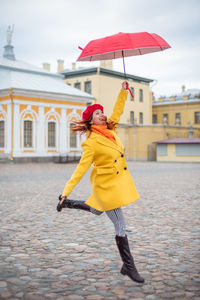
[108,81,129,130]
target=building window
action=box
[84,81,91,94]
[130,87,134,101]
[175,113,181,125]
[0,120,5,147]
[157,144,168,156]
[24,120,33,147]
[74,82,81,90]
[130,111,134,124]
[194,112,200,124]
[152,114,157,124]
[48,122,56,147]
[163,114,168,125]
[139,89,143,102]
[70,123,77,148]
[139,112,143,124]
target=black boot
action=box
[115,235,144,283]
[57,195,91,212]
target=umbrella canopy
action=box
[77,32,171,98]
[77,32,171,62]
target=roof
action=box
[155,138,200,144]
[62,67,154,84]
[154,88,200,105]
[179,88,200,97]
[0,57,94,100]
[152,98,200,106]
[0,56,57,76]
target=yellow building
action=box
[152,86,200,127]
[61,62,154,125]
[0,36,93,162]
[117,124,200,161]
[155,138,200,162]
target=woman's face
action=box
[91,109,107,125]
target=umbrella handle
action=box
[123,81,134,99]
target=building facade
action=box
[152,87,200,128]
[0,44,93,161]
[61,63,154,126]
[155,138,200,162]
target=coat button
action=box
[124,167,127,170]
[121,154,124,157]
[117,171,119,174]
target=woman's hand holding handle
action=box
[122,81,129,90]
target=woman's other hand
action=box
[122,81,129,90]
[60,196,66,205]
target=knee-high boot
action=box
[115,235,144,283]
[57,196,91,212]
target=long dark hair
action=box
[71,118,117,135]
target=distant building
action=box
[155,138,200,162]
[0,31,93,161]
[152,86,200,128]
[61,61,154,125]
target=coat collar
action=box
[91,131,124,153]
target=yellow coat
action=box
[62,89,140,211]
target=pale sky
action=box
[0,0,199,98]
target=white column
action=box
[37,106,45,155]
[13,103,20,154]
[6,103,11,154]
[60,108,67,153]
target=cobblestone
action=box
[0,161,200,299]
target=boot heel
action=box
[120,267,126,276]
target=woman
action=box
[57,81,144,283]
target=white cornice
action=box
[0,89,9,97]
[13,99,86,110]
[11,88,91,103]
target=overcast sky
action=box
[0,0,199,98]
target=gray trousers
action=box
[90,207,126,237]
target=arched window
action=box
[24,120,33,148]
[45,110,60,151]
[0,120,5,148]
[48,121,56,147]
[70,123,77,148]
[21,107,37,150]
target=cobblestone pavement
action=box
[0,161,200,300]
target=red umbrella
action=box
[77,32,171,96]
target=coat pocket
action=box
[96,167,114,175]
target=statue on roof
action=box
[3,25,16,60]
[7,25,14,45]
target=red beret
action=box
[82,104,104,121]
